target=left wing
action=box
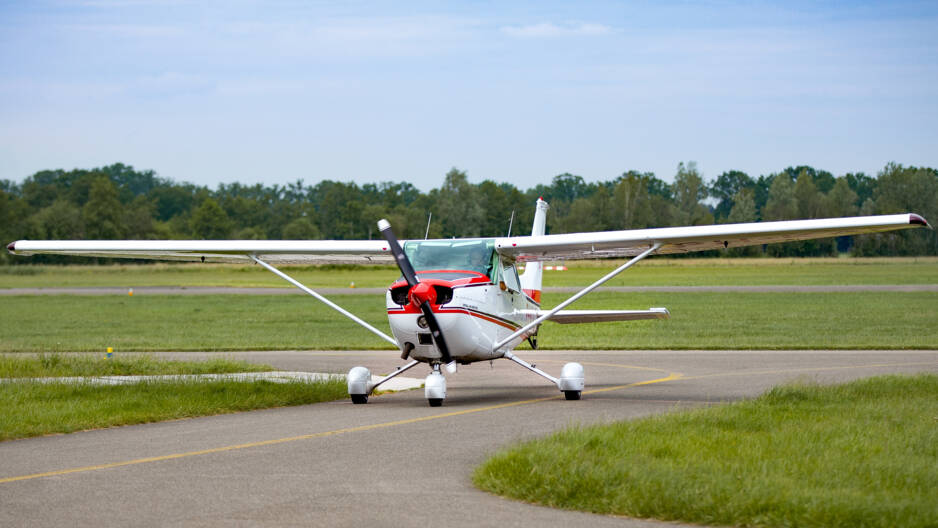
[496,214,930,261]
[6,240,395,264]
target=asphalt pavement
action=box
[2,349,937,527]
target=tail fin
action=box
[519,198,548,302]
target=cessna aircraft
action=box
[7,199,930,406]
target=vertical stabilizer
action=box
[519,198,548,302]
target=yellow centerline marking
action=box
[0,373,680,485]
[538,358,672,374]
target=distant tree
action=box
[282,217,322,239]
[671,162,712,226]
[725,188,761,256]
[123,195,157,239]
[710,170,754,220]
[82,177,125,239]
[763,174,798,221]
[149,184,199,221]
[28,200,84,239]
[752,174,773,219]
[437,168,484,237]
[234,227,265,240]
[794,171,822,219]
[546,173,591,204]
[190,198,231,239]
[780,165,835,193]
[727,188,757,224]
[613,171,655,229]
[824,178,859,218]
[844,172,876,207]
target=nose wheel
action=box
[425,365,447,407]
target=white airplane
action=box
[7,200,930,406]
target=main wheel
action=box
[351,394,368,404]
[563,390,581,401]
[428,398,443,407]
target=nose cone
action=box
[409,282,437,306]
[6,242,14,253]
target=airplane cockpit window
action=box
[403,239,496,279]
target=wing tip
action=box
[910,214,931,229]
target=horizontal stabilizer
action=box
[528,307,670,324]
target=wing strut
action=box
[250,255,398,347]
[492,242,662,352]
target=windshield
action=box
[403,239,496,278]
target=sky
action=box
[1,0,936,190]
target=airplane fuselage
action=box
[386,270,539,363]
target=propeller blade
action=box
[378,219,418,287]
[419,301,454,366]
[378,219,455,367]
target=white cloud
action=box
[500,22,613,38]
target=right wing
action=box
[496,213,930,261]
[6,240,396,264]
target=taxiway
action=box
[2,349,936,527]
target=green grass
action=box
[473,374,938,528]
[0,353,347,441]
[0,353,272,378]
[0,290,935,351]
[0,262,402,289]
[0,377,348,441]
[1,257,937,288]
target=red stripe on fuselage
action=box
[387,307,521,331]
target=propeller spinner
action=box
[378,219,457,373]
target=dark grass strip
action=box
[0,377,348,441]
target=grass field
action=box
[0,354,347,441]
[0,258,934,352]
[0,290,934,351]
[2,257,937,288]
[473,374,938,528]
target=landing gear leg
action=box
[503,352,584,400]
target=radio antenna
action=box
[424,212,432,240]
[507,210,515,237]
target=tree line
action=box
[1,161,935,264]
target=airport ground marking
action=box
[0,373,679,485]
